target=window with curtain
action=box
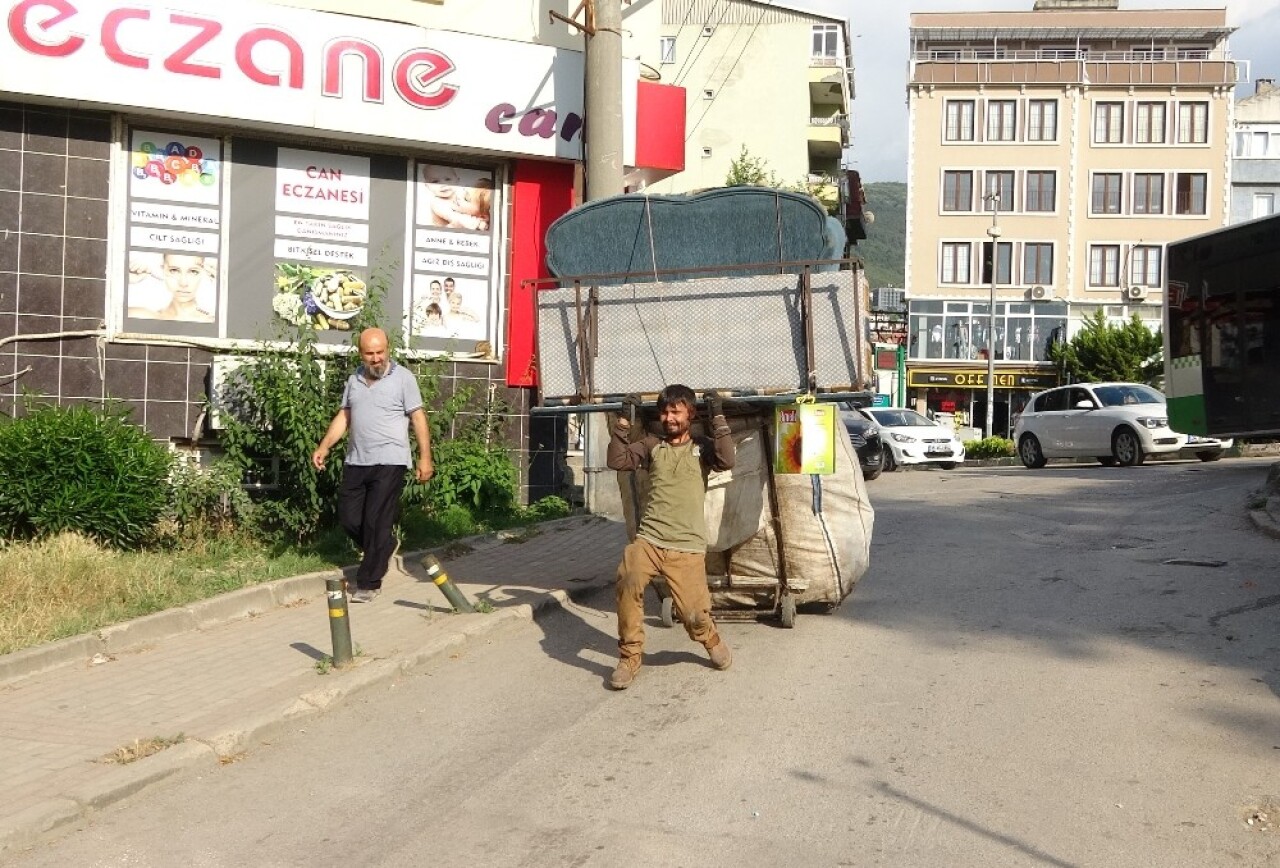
[1023,243,1053,285]
[984,170,1014,211]
[981,240,1013,285]
[1089,245,1121,286]
[945,100,975,142]
[1134,102,1166,144]
[985,100,1016,142]
[1130,245,1162,287]
[941,243,971,284]
[1177,102,1208,144]
[1094,102,1124,144]
[1027,100,1057,141]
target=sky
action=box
[797,0,1280,182]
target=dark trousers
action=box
[338,464,407,589]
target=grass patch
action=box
[101,734,185,764]
[0,500,579,656]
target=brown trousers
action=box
[616,537,720,662]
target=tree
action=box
[1049,310,1162,385]
[724,145,784,188]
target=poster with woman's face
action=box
[125,250,218,323]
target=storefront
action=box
[906,367,1060,437]
[0,0,684,500]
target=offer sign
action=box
[774,403,837,475]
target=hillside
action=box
[856,181,906,290]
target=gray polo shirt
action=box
[340,362,423,467]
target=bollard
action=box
[420,553,476,613]
[326,577,353,667]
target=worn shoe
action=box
[608,658,641,690]
[707,639,732,671]
[350,588,382,603]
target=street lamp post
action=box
[984,192,1001,439]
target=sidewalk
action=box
[0,514,627,857]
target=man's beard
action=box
[366,360,391,379]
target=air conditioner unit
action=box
[207,356,247,431]
[1125,285,1148,301]
[1030,285,1049,301]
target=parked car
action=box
[859,407,966,471]
[1013,382,1185,468]
[1179,433,1233,462]
[838,404,885,481]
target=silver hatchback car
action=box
[1013,382,1185,468]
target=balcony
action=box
[808,113,847,158]
[911,48,1241,87]
[809,64,850,106]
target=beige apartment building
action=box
[642,0,861,228]
[904,0,1238,435]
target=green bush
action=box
[0,404,173,548]
[409,437,518,514]
[963,436,1016,460]
[521,495,571,522]
[167,458,258,540]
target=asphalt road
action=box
[9,458,1280,868]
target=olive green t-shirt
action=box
[636,440,709,553]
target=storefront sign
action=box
[1,0,637,161]
[907,369,1058,390]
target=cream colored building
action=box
[639,0,854,211]
[903,0,1239,435]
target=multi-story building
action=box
[905,0,1238,436]
[1230,78,1280,223]
[641,0,865,240]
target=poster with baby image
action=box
[416,164,494,234]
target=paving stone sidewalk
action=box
[0,515,627,857]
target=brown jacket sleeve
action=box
[607,420,656,471]
[699,414,736,472]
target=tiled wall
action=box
[0,100,566,506]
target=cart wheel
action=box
[780,595,797,629]
[660,596,676,628]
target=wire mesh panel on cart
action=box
[533,261,865,403]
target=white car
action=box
[860,407,966,471]
[1179,433,1234,462]
[1013,382,1185,468]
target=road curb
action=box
[0,515,601,687]
[1248,509,1280,541]
[0,571,613,857]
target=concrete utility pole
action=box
[984,192,1001,439]
[583,0,624,201]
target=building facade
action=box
[1230,78,1280,223]
[906,0,1238,436]
[640,0,861,228]
[0,0,684,502]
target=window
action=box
[1025,170,1056,212]
[986,100,1016,142]
[1238,130,1280,157]
[1132,173,1164,214]
[1174,172,1207,214]
[1135,102,1166,144]
[981,241,1013,285]
[1130,245,1162,287]
[659,36,676,64]
[1094,102,1124,144]
[1177,102,1208,144]
[1255,192,1276,218]
[941,242,971,284]
[812,24,839,60]
[983,171,1014,211]
[1023,243,1053,285]
[942,171,973,212]
[945,100,975,142]
[1092,173,1123,214]
[1033,388,1068,413]
[1027,100,1057,141]
[1089,245,1121,286]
